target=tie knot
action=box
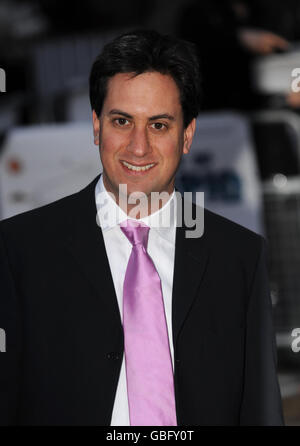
[120,219,150,248]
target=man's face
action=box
[93,71,195,207]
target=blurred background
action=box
[1,0,300,425]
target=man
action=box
[0,30,283,426]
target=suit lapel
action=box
[64,176,123,345]
[172,197,210,351]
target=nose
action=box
[126,126,152,157]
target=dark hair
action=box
[89,29,201,128]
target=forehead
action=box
[102,71,182,116]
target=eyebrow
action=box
[108,109,175,121]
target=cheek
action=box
[100,131,126,158]
[162,140,183,175]
[155,130,177,150]
[157,135,182,163]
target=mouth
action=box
[120,160,156,174]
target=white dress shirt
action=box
[95,175,177,426]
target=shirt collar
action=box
[95,174,176,244]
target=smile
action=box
[121,161,155,172]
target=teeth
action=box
[122,161,155,171]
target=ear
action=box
[183,118,196,155]
[92,110,100,146]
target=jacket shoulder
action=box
[203,206,263,246]
[1,192,75,236]
[187,204,266,264]
[0,176,99,239]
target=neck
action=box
[118,191,173,219]
[102,176,174,218]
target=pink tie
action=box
[120,219,177,426]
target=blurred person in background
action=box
[178,0,290,111]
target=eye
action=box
[114,118,130,126]
[151,122,167,130]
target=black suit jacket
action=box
[0,175,284,425]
